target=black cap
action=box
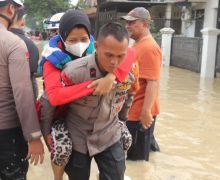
[59,9,91,41]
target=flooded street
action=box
[28,66,220,180]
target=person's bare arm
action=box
[139,80,159,129]
[26,139,44,165]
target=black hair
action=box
[16,6,25,21]
[97,22,129,42]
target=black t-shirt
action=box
[10,28,39,74]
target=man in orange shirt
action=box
[121,7,162,160]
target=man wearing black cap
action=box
[0,1,44,179]
[121,7,162,160]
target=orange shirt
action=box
[128,61,140,94]
[128,35,162,120]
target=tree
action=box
[76,0,88,9]
[24,0,71,29]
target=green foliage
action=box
[76,0,89,9]
[24,0,71,30]
[150,20,161,38]
[150,20,157,33]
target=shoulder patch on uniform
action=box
[25,51,30,60]
[90,68,96,78]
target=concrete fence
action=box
[159,28,220,78]
[171,36,203,73]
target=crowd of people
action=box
[26,30,48,41]
[0,0,162,180]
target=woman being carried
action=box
[39,10,134,180]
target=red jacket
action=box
[43,48,135,106]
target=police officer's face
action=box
[95,35,128,73]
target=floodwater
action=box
[28,66,220,180]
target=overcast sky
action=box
[70,0,79,6]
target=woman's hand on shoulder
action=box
[88,73,116,95]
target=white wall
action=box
[183,20,196,37]
[181,0,218,37]
[181,7,196,37]
[203,0,218,28]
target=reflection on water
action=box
[29,67,220,180]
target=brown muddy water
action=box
[28,66,220,180]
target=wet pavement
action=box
[28,66,220,180]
